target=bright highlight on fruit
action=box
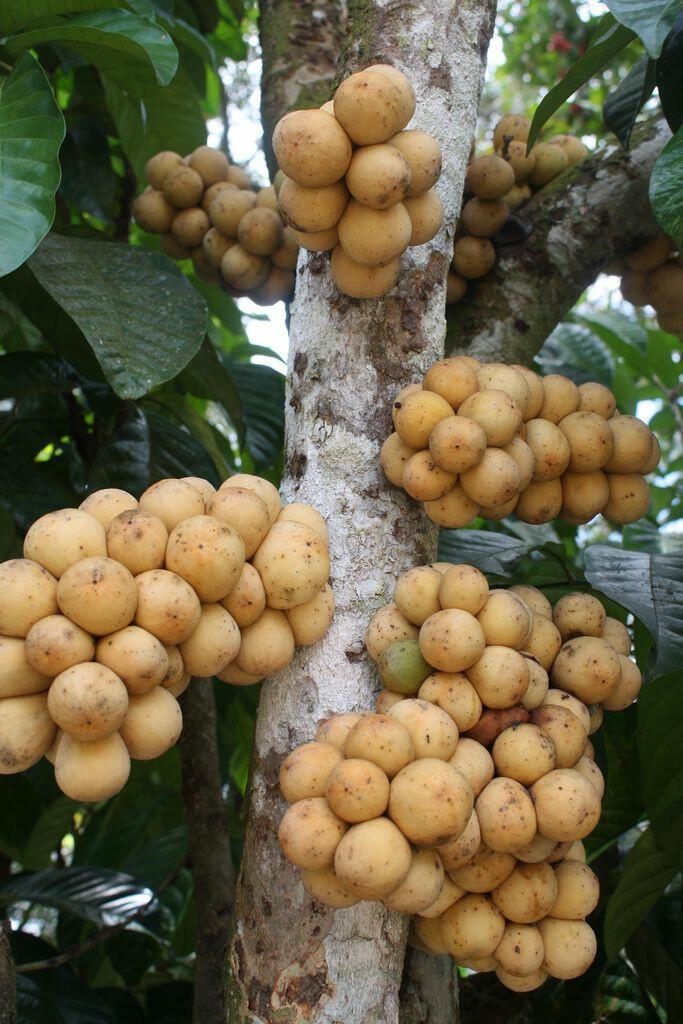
[0,477,333,802]
[381,356,658,527]
[277,565,640,992]
[272,65,443,299]
[133,145,298,306]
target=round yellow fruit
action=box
[119,686,182,759]
[273,109,352,187]
[55,732,130,801]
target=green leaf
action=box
[584,546,683,675]
[603,56,657,147]
[638,670,683,867]
[29,234,207,399]
[20,970,118,1024]
[650,123,683,249]
[22,796,76,870]
[0,867,154,926]
[0,53,65,278]
[89,404,219,493]
[536,322,615,386]
[222,358,284,468]
[657,12,683,132]
[178,338,245,443]
[604,828,677,960]
[628,916,683,1021]
[586,704,643,855]
[438,529,538,575]
[101,68,205,182]
[59,114,117,222]
[0,1,155,33]
[604,0,683,58]
[528,16,636,149]
[0,352,76,398]
[6,10,178,88]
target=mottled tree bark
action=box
[448,116,671,362]
[398,949,458,1024]
[0,922,15,1024]
[259,0,348,176]
[228,2,496,1021]
[179,679,235,1024]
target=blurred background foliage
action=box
[0,0,681,1021]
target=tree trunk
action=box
[448,116,671,362]
[179,679,236,1024]
[259,0,348,177]
[228,2,496,1021]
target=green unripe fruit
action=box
[378,639,431,694]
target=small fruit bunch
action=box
[272,64,443,299]
[132,145,298,305]
[612,231,683,338]
[449,115,588,304]
[0,475,333,803]
[277,564,640,992]
[381,355,659,527]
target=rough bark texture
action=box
[228,2,496,1021]
[259,0,348,176]
[448,116,671,362]
[0,922,15,1024]
[398,950,458,1024]
[179,679,235,1024]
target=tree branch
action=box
[448,116,672,363]
[229,2,496,1021]
[179,679,235,1024]
[258,0,348,177]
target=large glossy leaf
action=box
[29,234,207,399]
[584,545,683,675]
[0,1,155,32]
[222,358,284,467]
[0,53,65,277]
[179,338,245,442]
[0,352,76,398]
[603,56,657,147]
[604,827,678,959]
[89,404,218,492]
[59,114,117,222]
[650,124,683,249]
[21,970,118,1024]
[6,10,178,87]
[586,704,643,855]
[604,0,682,58]
[0,867,154,926]
[438,529,537,575]
[638,670,683,867]
[101,67,205,181]
[627,872,683,1018]
[536,322,615,386]
[528,16,636,149]
[657,12,683,132]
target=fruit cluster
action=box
[272,64,443,299]
[277,564,640,991]
[132,145,298,305]
[448,115,588,304]
[0,475,333,802]
[612,231,683,338]
[381,356,658,527]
